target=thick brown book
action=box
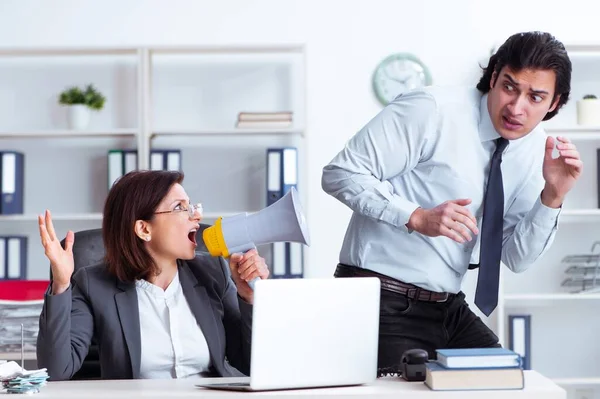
[425,361,524,391]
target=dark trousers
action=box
[334,265,501,376]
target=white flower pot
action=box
[576,99,600,126]
[67,105,91,130]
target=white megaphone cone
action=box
[202,187,310,288]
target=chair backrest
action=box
[54,223,212,379]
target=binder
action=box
[150,150,182,171]
[0,151,25,214]
[150,150,164,170]
[271,242,286,278]
[0,238,5,279]
[124,150,138,174]
[266,147,302,278]
[166,151,181,171]
[508,314,531,370]
[108,149,138,189]
[0,236,27,280]
[288,242,303,278]
[266,149,282,206]
[108,150,124,189]
[282,148,298,195]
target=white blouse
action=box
[135,271,211,379]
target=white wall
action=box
[0,0,597,279]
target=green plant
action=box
[583,94,598,100]
[58,84,106,111]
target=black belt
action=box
[334,264,452,303]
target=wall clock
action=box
[372,53,432,106]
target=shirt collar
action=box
[478,93,502,143]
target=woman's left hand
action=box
[229,249,269,303]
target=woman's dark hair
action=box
[476,31,572,121]
[103,170,184,282]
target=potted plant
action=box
[577,94,600,126]
[58,84,106,129]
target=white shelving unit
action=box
[0,44,307,281]
[494,44,600,397]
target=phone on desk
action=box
[400,349,428,382]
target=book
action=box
[436,348,521,369]
[425,361,524,391]
[238,111,293,122]
[235,120,293,129]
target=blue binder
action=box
[0,236,27,280]
[508,314,531,370]
[0,151,25,214]
[266,148,283,206]
[150,149,181,171]
[266,147,302,278]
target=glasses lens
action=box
[188,203,202,218]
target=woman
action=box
[36,170,269,381]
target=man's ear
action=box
[549,94,561,113]
[134,220,151,242]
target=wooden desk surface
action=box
[0,371,565,398]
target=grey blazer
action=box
[36,253,252,381]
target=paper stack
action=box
[0,299,43,355]
[0,361,49,394]
[0,280,48,357]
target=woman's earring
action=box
[146,236,151,242]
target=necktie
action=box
[473,137,509,316]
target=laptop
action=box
[196,277,381,391]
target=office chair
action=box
[54,224,211,380]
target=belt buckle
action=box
[435,293,449,303]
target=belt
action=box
[334,264,451,303]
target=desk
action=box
[3,371,565,398]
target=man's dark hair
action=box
[477,31,572,121]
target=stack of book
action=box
[425,348,524,391]
[235,111,293,129]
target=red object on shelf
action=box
[0,280,49,301]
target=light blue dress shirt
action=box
[322,86,561,293]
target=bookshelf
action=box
[0,45,307,283]
[494,44,600,395]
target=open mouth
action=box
[188,229,198,245]
[502,115,522,129]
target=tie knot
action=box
[494,138,509,157]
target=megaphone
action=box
[202,187,310,288]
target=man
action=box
[321,31,582,375]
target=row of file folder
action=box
[267,147,303,279]
[0,236,27,280]
[108,149,182,189]
[0,152,24,215]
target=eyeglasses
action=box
[154,202,203,220]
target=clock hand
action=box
[382,71,410,84]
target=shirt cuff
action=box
[381,195,421,232]
[529,194,561,229]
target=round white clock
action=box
[372,53,432,106]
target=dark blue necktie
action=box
[474,137,509,316]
